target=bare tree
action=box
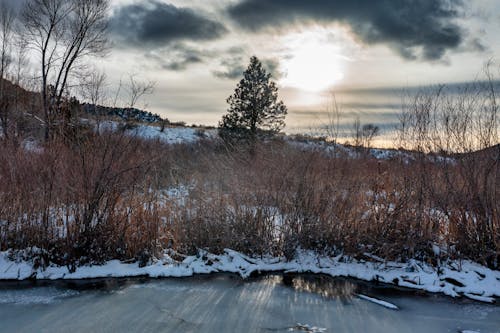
[127,75,155,109]
[0,0,17,140]
[352,116,362,147]
[0,0,15,79]
[478,60,499,149]
[397,86,445,153]
[351,115,379,149]
[361,123,380,148]
[22,0,110,140]
[12,35,28,87]
[80,69,107,132]
[112,77,123,108]
[324,91,341,145]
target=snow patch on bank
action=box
[1,249,499,303]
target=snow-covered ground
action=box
[96,120,217,145]
[1,249,498,303]
[288,138,417,161]
[93,120,409,159]
[130,124,217,144]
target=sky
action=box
[9,0,500,138]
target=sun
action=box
[280,30,346,92]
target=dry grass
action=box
[162,140,498,267]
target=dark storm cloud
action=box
[1,0,25,11]
[110,0,227,48]
[227,0,470,61]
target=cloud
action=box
[144,44,284,76]
[110,0,227,48]
[1,0,25,12]
[213,64,246,80]
[213,52,284,80]
[213,55,246,79]
[227,0,470,61]
[466,38,486,53]
[163,55,203,71]
[145,43,210,71]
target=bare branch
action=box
[127,75,155,109]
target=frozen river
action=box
[0,274,498,333]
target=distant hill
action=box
[0,78,168,124]
[0,78,40,106]
[459,143,500,161]
[81,104,167,124]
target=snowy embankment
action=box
[1,249,498,303]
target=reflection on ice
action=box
[0,274,497,333]
[281,275,357,300]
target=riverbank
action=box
[1,249,498,303]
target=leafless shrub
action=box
[0,131,168,268]
[396,63,499,267]
[0,50,497,270]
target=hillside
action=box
[0,78,169,139]
[82,104,166,124]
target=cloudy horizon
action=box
[6,0,500,138]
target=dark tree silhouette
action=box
[220,56,287,142]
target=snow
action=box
[287,138,414,161]
[21,118,431,161]
[95,120,217,145]
[96,120,411,159]
[1,249,499,303]
[463,293,495,304]
[131,124,204,145]
[291,323,327,332]
[22,138,43,153]
[356,294,399,310]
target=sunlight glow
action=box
[280,29,346,92]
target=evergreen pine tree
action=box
[219,56,287,141]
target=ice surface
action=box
[0,274,498,333]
